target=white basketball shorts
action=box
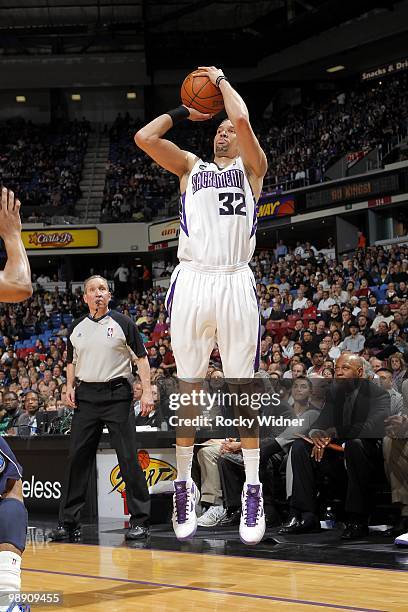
[165,261,260,379]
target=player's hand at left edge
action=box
[194,66,225,87]
[0,187,22,239]
[140,392,155,416]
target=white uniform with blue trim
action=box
[165,156,260,379]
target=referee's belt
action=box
[77,377,129,388]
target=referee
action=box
[50,275,154,541]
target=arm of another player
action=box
[195,66,267,180]
[134,108,211,178]
[0,188,32,303]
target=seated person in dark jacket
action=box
[279,353,390,540]
[16,391,41,437]
[0,391,22,435]
[365,321,391,350]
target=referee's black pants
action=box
[59,379,150,527]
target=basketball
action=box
[181,71,224,114]
[138,449,150,470]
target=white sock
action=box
[176,445,194,482]
[0,551,21,612]
[242,448,260,485]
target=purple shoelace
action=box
[244,485,261,527]
[174,482,189,524]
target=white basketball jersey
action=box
[177,157,257,267]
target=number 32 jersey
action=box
[177,157,258,267]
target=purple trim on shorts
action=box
[250,196,258,238]
[252,284,261,372]
[179,192,189,237]
[165,270,180,324]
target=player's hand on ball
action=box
[195,66,225,87]
[183,105,213,122]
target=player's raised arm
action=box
[134,107,211,178]
[0,187,32,302]
[195,66,267,180]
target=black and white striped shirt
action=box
[67,310,147,383]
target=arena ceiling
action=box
[0,0,406,77]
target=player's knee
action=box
[0,499,28,553]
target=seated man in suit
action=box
[279,353,390,540]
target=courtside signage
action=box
[149,218,180,244]
[257,195,295,219]
[97,448,177,518]
[22,227,99,249]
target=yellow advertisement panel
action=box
[22,228,99,250]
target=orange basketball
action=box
[181,71,224,114]
[138,449,150,470]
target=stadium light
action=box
[16,95,26,103]
[127,92,137,99]
[71,94,81,101]
[326,65,345,73]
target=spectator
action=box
[340,322,365,353]
[279,354,389,539]
[388,353,407,393]
[307,351,325,376]
[0,391,22,435]
[377,369,404,416]
[17,391,41,437]
[114,263,130,297]
[292,290,308,312]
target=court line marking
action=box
[23,567,386,612]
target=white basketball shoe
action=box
[239,483,266,545]
[172,479,200,541]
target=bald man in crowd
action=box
[279,354,390,540]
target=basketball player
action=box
[0,187,32,609]
[0,439,27,612]
[135,66,267,545]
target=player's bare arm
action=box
[195,66,268,198]
[134,107,212,184]
[0,187,32,302]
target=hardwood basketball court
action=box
[22,521,408,611]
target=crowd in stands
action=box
[263,73,408,190]
[102,112,213,222]
[1,76,406,224]
[102,75,408,221]
[0,117,90,220]
[2,240,408,538]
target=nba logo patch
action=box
[107,327,114,338]
[0,454,5,474]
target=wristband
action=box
[167,105,190,125]
[216,75,228,88]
